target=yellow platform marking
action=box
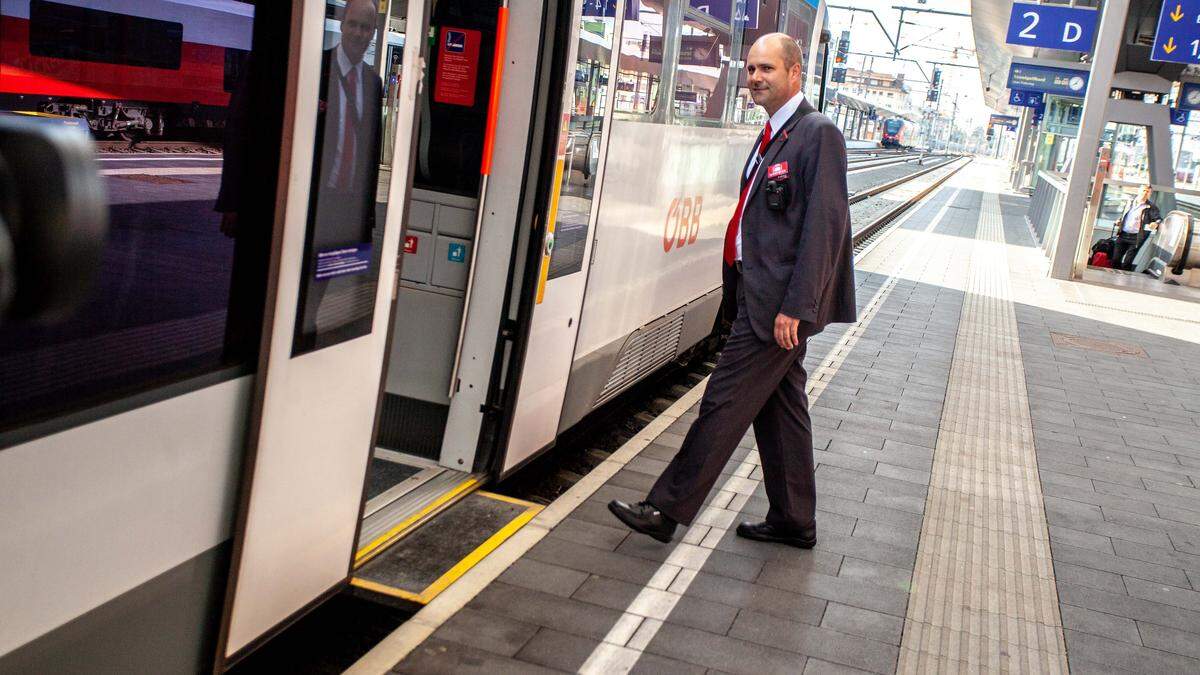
[354,477,480,567]
[351,492,542,605]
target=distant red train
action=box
[881,117,915,149]
[0,0,254,139]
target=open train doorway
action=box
[354,0,548,556]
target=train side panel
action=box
[558,121,756,431]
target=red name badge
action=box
[767,161,789,179]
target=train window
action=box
[671,16,731,125]
[728,0,791,127]
[546,5,615,279]
[28,1,183,70]
[614,0,664,117]
[0,0,282,439]
[292,0,396,354]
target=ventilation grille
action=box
[594,315,685,407]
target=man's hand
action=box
[774,312,802,350]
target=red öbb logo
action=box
[664,196,703,252]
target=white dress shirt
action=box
[1120,202,1149,234]
[737,91,806,261]
[328,43,365,188]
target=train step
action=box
[350,491,540,605]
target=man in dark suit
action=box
[296,0,384,347]
[1111,184,1160,271]
[609,33,856,548]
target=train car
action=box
[881,116,914,148]
[0,0,253,139]
[0,0,829,671]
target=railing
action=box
[1026,170,1069,256]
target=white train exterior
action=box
[0,0,828,670]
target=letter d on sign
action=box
[1062,22,1082,43]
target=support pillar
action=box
[1052,0,1128,280]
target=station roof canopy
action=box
[970,0,1098,111]
[828,88,918,121]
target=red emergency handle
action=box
[480,4,509,176]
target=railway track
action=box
[499,154,973,505]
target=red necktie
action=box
[723,121,772,265]
[337,66,359,190]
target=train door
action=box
[0,1,290,672]
[215,0,426,665]
[496,0,619,475]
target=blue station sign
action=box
[1009,89,1045,108]
[1005,2,1098,51]
[1171,108,1191,126]
[1007,62,1089,97]
[1152,1,1200,64]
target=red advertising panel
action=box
[434,27,481,107]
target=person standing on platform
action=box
[608,33,856,549]
[1112,184,1160,272]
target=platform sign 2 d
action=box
[1152,1,1200,64]
[1005,2,1098,51]
[1009,90,1045,108]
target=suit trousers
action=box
[647,280,817,529]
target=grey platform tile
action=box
[548,515,630,552]
[1136,621,1200,660]
[1123,576,1200,612]
[1111,536,1200,578]
[707,530,845,575]
[1051,509,1175,548]
[525,537,665,588]
[1054,542,1191,587]
[872,462,930,486]
[864,487,926,515]
[829,439,933,472]
[430,607,540,657]
[393,637,564,674]
[756,562,909,616]
[1155,504,1200,529]
[1052,561,1127,594]
[816,493,923,530]
[803,658,873,675]
[571,575,739,636]
[515,627,705,675]
[814,476,870,502]
[836,556,912,592]
[614,537,765,583]
[1057,582,1200,635]
[602,467,658,494]
[849,519,920,550]
[1044,483,1160,515]
[1086,457,1194,487]
[497,558,590,598]
[814,448,878,474]
[1048,525,1115,554]
[643,620,809,674]
[729,609,899,674]
[1038,469,1097,491]
[1040,461,1147,491]
[662,568,827,625]
[813,428,888,452]
[468,583,624,641]
[1063,629,1200,674]
[1060,605,1141,645]
[815,465,928,498]
[820,601,904,645]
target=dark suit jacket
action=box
[722,98,857,342]
[1116,200,1161,244]
[312,47,383,246]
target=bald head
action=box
[745,33,805,115]
[754,33,804,71]
[340,0,377,63]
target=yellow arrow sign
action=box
[1165,36,1178,54]
[1171,4,1185,21]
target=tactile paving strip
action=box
[897,193,1068,673]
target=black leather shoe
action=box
[608,500,677,543]
[736,521,816,549]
